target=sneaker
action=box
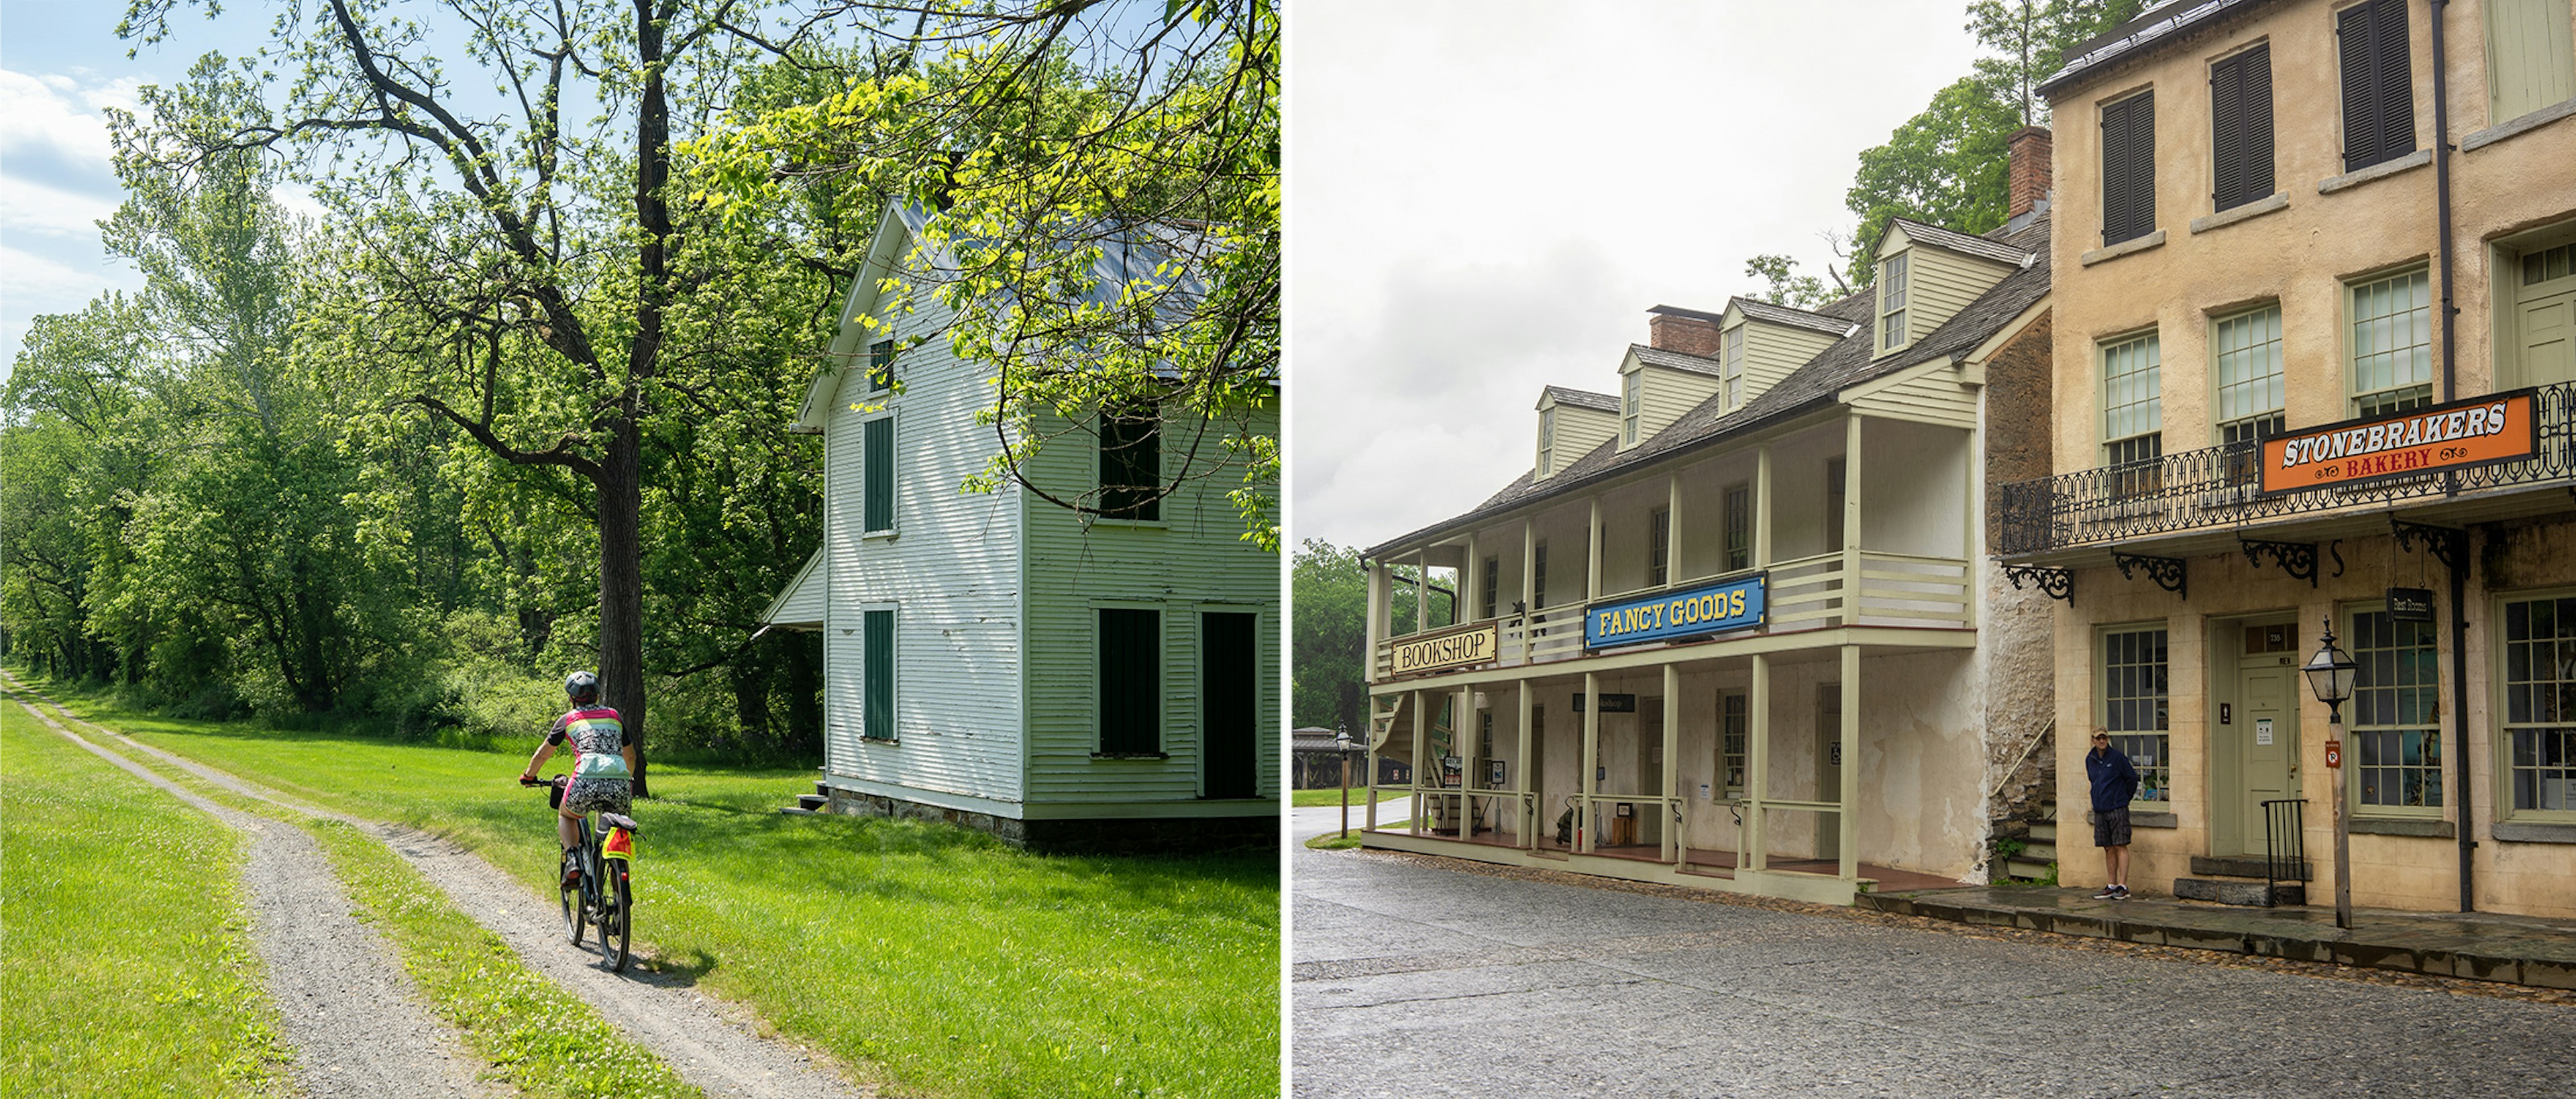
[2092,886,2120,900]
[561,855,582,888]
[2112,886,2131,900]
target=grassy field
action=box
[1288,788,1406,808]
[0,703,293,1098]
[17,674,1280,1099]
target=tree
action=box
[1291,539,1365,737]
[1743,254,1841,310]
[1967,0,2153,125]
[690,0,1281,549]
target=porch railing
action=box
[1996,380,2576,556]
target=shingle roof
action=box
[1629,344,1726,376]
[2037,0,2279,99]
[1542,385,1618,413]
[1733,297,1859,337]
[1366,215,2054,560]
[1887,217,2037,267]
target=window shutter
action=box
[2341,0,2415,171]
[863,609,894,739]
[2242,46,2274,199]
[863,417,894,532]
[1099,609,1159,754]
[2339,2,2380,170]
[2372,0,2415,162]
[2100,92,2154,245]
[2212,54,2244,208]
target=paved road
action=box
[1290,811,2575,1099]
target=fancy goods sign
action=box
[1585,574,1766,651]
[2261,390,2537,494]
[1390,621,1499,676]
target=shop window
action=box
[1723,483,1752,572]
[2102,627,2171,804]
[1648,507,1670,587]
[2500,594,2576,816]
[1481,556,1499,620]
[1721,692,1748,797]
[2350,268,2432,417]
[2351,607,2442,811]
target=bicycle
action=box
[521,775,639,972]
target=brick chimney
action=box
[2008,125,2053,219]
[1647,306,1725,358]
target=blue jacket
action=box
[2087,746,2139,812]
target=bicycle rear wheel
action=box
[599,861,631,972]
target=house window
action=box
[2210,44,2275,211]
[868,338,895,392]
[1648,507,1670,587]
[1098,608,1161,755]
[2103,332,2163,494]
[2216,306,2284,487]
[1621,372,1642,446]
[2100,89,2156,246]
[1537,409,1555,477]
[863,607,896,741]
[863,415,896,535]
[1723,325,1746,408]
[1481,556,1499,620]
[1723,482,1751,572]
[2102,627,2171,804]
[2337,0,2416,172]
[1824,458,1846,551]
[2500,594,2576,816]
[2485,0,2576,125]
[1099,403,1161,520]
[1878,253,1910,351]
[2351,607,2442,812]
[1720,692,1748,796]
[2350,268,2432,417]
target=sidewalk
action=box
[1860,885,2576,991]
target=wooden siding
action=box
[1884,246,2017,358]
[1632,364,1722,446]
[1020,397,1283,808]
[1540,404,1619,477]
[822,293,1029,806]
[1740,321,1843,408]
[1846,360,1983,429]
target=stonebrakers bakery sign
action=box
[1585,574,1766,651]
[1390,622,1499,676]
[2262,390,2538,494]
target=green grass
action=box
[1288,788,1407,807]
[301,818,695,1099]
[0,702,294,1098]
[18,672,1281,1099]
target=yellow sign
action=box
[1391,623,1499,676]
[2262,391,2537,494]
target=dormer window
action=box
[1722,325,1745,408]
[1538,408,1556,476]
[1621,372,1642,446]
[1878,253,1910,352]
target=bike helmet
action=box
[564,670,600,704]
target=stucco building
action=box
[2005,0,2576,916]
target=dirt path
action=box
[7,691,501,1099]
[5,675,872,1099]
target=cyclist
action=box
[519,671,635,886]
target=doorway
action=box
[1201,612,1257,800]
[2214,618,2302,855]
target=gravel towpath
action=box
[7,675,873,1099]
[9,690,500,1099]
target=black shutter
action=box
[2101,91,2155,245]
[2212,46,2274,211]
[1099,609,1159,754]
[2340,0,2415,172]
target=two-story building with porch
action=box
[2006,0,2576,916]
[1350,161,2063,904]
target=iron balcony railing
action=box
[1996,381,2576,556]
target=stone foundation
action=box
[821,787,1273,853]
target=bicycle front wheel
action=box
[600,862,632,973]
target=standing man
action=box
[2086,727,2139,900]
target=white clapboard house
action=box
[760,203,1279,850]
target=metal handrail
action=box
[2261,797,2307,908]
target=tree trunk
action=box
[599,416,649,797]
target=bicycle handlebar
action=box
[519,775,563,788]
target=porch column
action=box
[1521,519,1537,662]
[1517,678,1536,848]
[1365,558,1388,684]
[1844,415,1863,625]
[1963,426,1979,628]
[1464,533,1481,621]
[1587,496,1603,600]
[1458,684,1476,835]
[1581,671,1600,853]
[1755,444,1774,568]
[1747,652,1770,871]
[1415,548,1430,633]
[1663,662,1681,865]
[1840,644,1861,881]
[1666,472,1682,584]
[1364,694,1381,831]
[1410,688,1426,835]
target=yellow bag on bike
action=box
[602,826,634,862]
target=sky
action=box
[1287,0,1988,554]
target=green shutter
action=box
[863,417,893,533]
[1099,609,1159,754]
[863,608,894,740]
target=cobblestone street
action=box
[1289,810,2576,1099]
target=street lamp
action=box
[2302,619,2357,930]
[1335,721,1354,840]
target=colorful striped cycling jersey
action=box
[547,706,631,779]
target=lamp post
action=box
[1336,722,1354,840]
[2301,619,2358,930]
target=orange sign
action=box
[2261,390,2538,494]
[2325,739,2343,770]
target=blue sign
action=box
[1584,574,1766,650]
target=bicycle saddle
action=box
[600,813,641,834]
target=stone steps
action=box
[1997,800,2057,882]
